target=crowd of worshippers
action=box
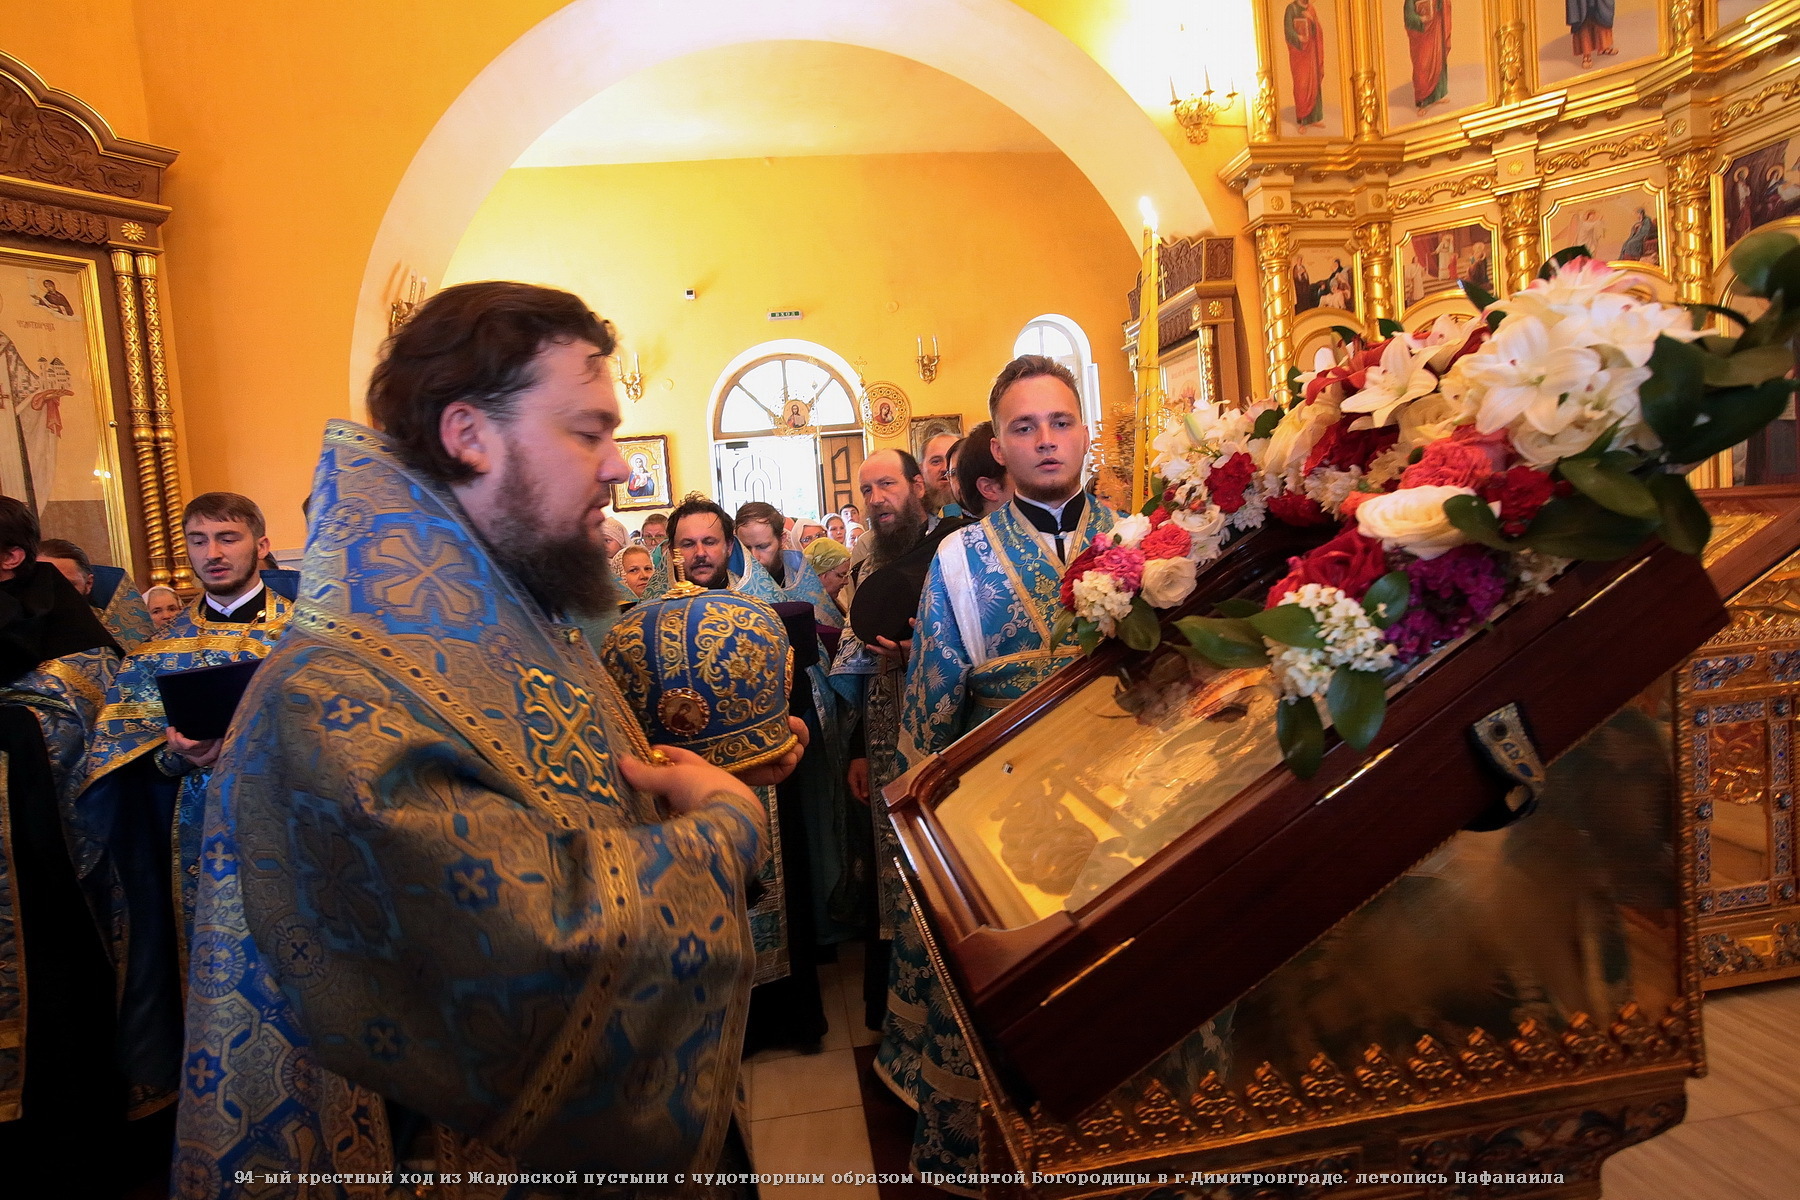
[0,278,1109,1196]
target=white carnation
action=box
[1265,583,1398,699]
[1111,513,1152,547]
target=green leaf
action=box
[1538,245,1592,279]
[1461,279,1499,311]
[1076,618,1102,656]
[1701,341,1797,389]
[1119,598,1163,652]
[1050,608,1076,648]
[1376,318,1405,337]
[1649,473,1713,555]
[1559,456,1660,521]
[1327,668,1387,752]
[1175,616,1270,669]
[1329,324,1363,345]
[1672,377,1796,463]
[1519,493,1659,561]
[1247,603,1325,649]
[1639,336,1707,451]
[1764,243,1800,304]
[1276,697,1325,779]
[1688,302,1752,331]
[1251,407,1282,440]
[1361,571,1411,629]
[1140,475,1168,516]
[1728,230,1799,297]
[1443,492,1519,552]
[1214,598,1264,619]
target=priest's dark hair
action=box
[183,492,266,540]
[669,494,734,543]
[986,354,1081,422]
[954,421,1005,517]
[0,496,39,562]
[369,280,617,484]
[869,447,923,482]
[734,501,786,537]
[37,538,93,583]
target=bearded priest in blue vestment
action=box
[174,283,797,1196]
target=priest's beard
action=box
[867,499,928,566]
[484,457,616,617]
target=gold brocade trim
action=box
[991,505,1093,648]
[0,750,22,1124]
[38,658,105,713]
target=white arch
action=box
[1015,312,1102,428]
[351,0,1210,409]
[707,338,864,432]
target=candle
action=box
[932,336,939,356]
[917,337,923,356]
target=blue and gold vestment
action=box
[72,587,294,1120]
[879,497,1116,1191]
[90,565,155,652]
[175,421,766,1195]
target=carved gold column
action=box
[110,250,174,588]
[1345,0,1381,141]
[1250,72,1277,141]
[1254,222,1296,400]
[1353,220,1396,329]
[135,253,194,592]
[1670,0,1703,51]
[1665,146,1715,304]
[1496,188,1544,294]
[1496,3,1530,105]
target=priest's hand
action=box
[848,756,871,804]
[871,618,916,665]
[618,744,766,834]
[165,727,222,769]
[736,716,809,788]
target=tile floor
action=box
[750,943,1800,1199]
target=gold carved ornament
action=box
[1711,74,1800,134]
[109,251,176,590]
[1291,199,1355,219]
[1497,21,1529,106]
[1253,223,1296,401]
[1539,130,1668,177]
[1496,189,1544,296]
[1663,146,1714,304]
[1390,173,1495,213]
[1354,220,1397,327]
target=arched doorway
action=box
[709,341,865,521]
[349,0,1212,407]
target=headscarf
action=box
[600,516,629,555]
[803,538,851,576]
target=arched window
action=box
[1014,314,1100,428]
[710,343,866,522]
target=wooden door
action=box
[819,433,865,517]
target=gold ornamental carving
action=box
[1496,188,1544,294]
[1712,72,1800,132]
[1253,223,1296,400]
[1353,219,1397,327]
[1540,130,1668,177]
[991,998,1694,1175]
[1250,72,1278,141]
[109,251,175,588]
[1664,146,1714,304]
[1351,71,1381,142]
[859,380,910,439]
[1390,173,1494,213]
[135,253,194,592]
[1291,198,1355,219]
[0,197,110,245]
[1497,22,1529,106]
[1670,0,1703,51]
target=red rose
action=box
[1401,440,1496,490]
[1479,465,1556,536]
[1149,506,1171,526]
[1208,452,1256,513]
[1305,418,1400,474]
[1267,493,1334,526]
[1060,542,1103,608]
[1139,521,1193,559]
[1265,527,1390,605]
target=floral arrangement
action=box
[1057,235,1800,776]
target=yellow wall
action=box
[1,1,1253,550]
[446,152,1137,513]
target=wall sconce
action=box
[916,336,940,384]
[1170,72,1239,144]
[389,270,428,334]
[618,350,645,401]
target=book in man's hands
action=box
[156,658,262,741]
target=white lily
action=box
[1340,335,1441,429]
[1456,315,1602,435]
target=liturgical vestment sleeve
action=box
[227,644,764,1173]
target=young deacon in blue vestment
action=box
[877,356,1119,1190]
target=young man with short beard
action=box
[177,282,797,1189]
[873,355,1120,1184]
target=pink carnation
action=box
[1399,426,1512,489]
[1096,545,1146,592]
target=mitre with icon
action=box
[599,547,797,772]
